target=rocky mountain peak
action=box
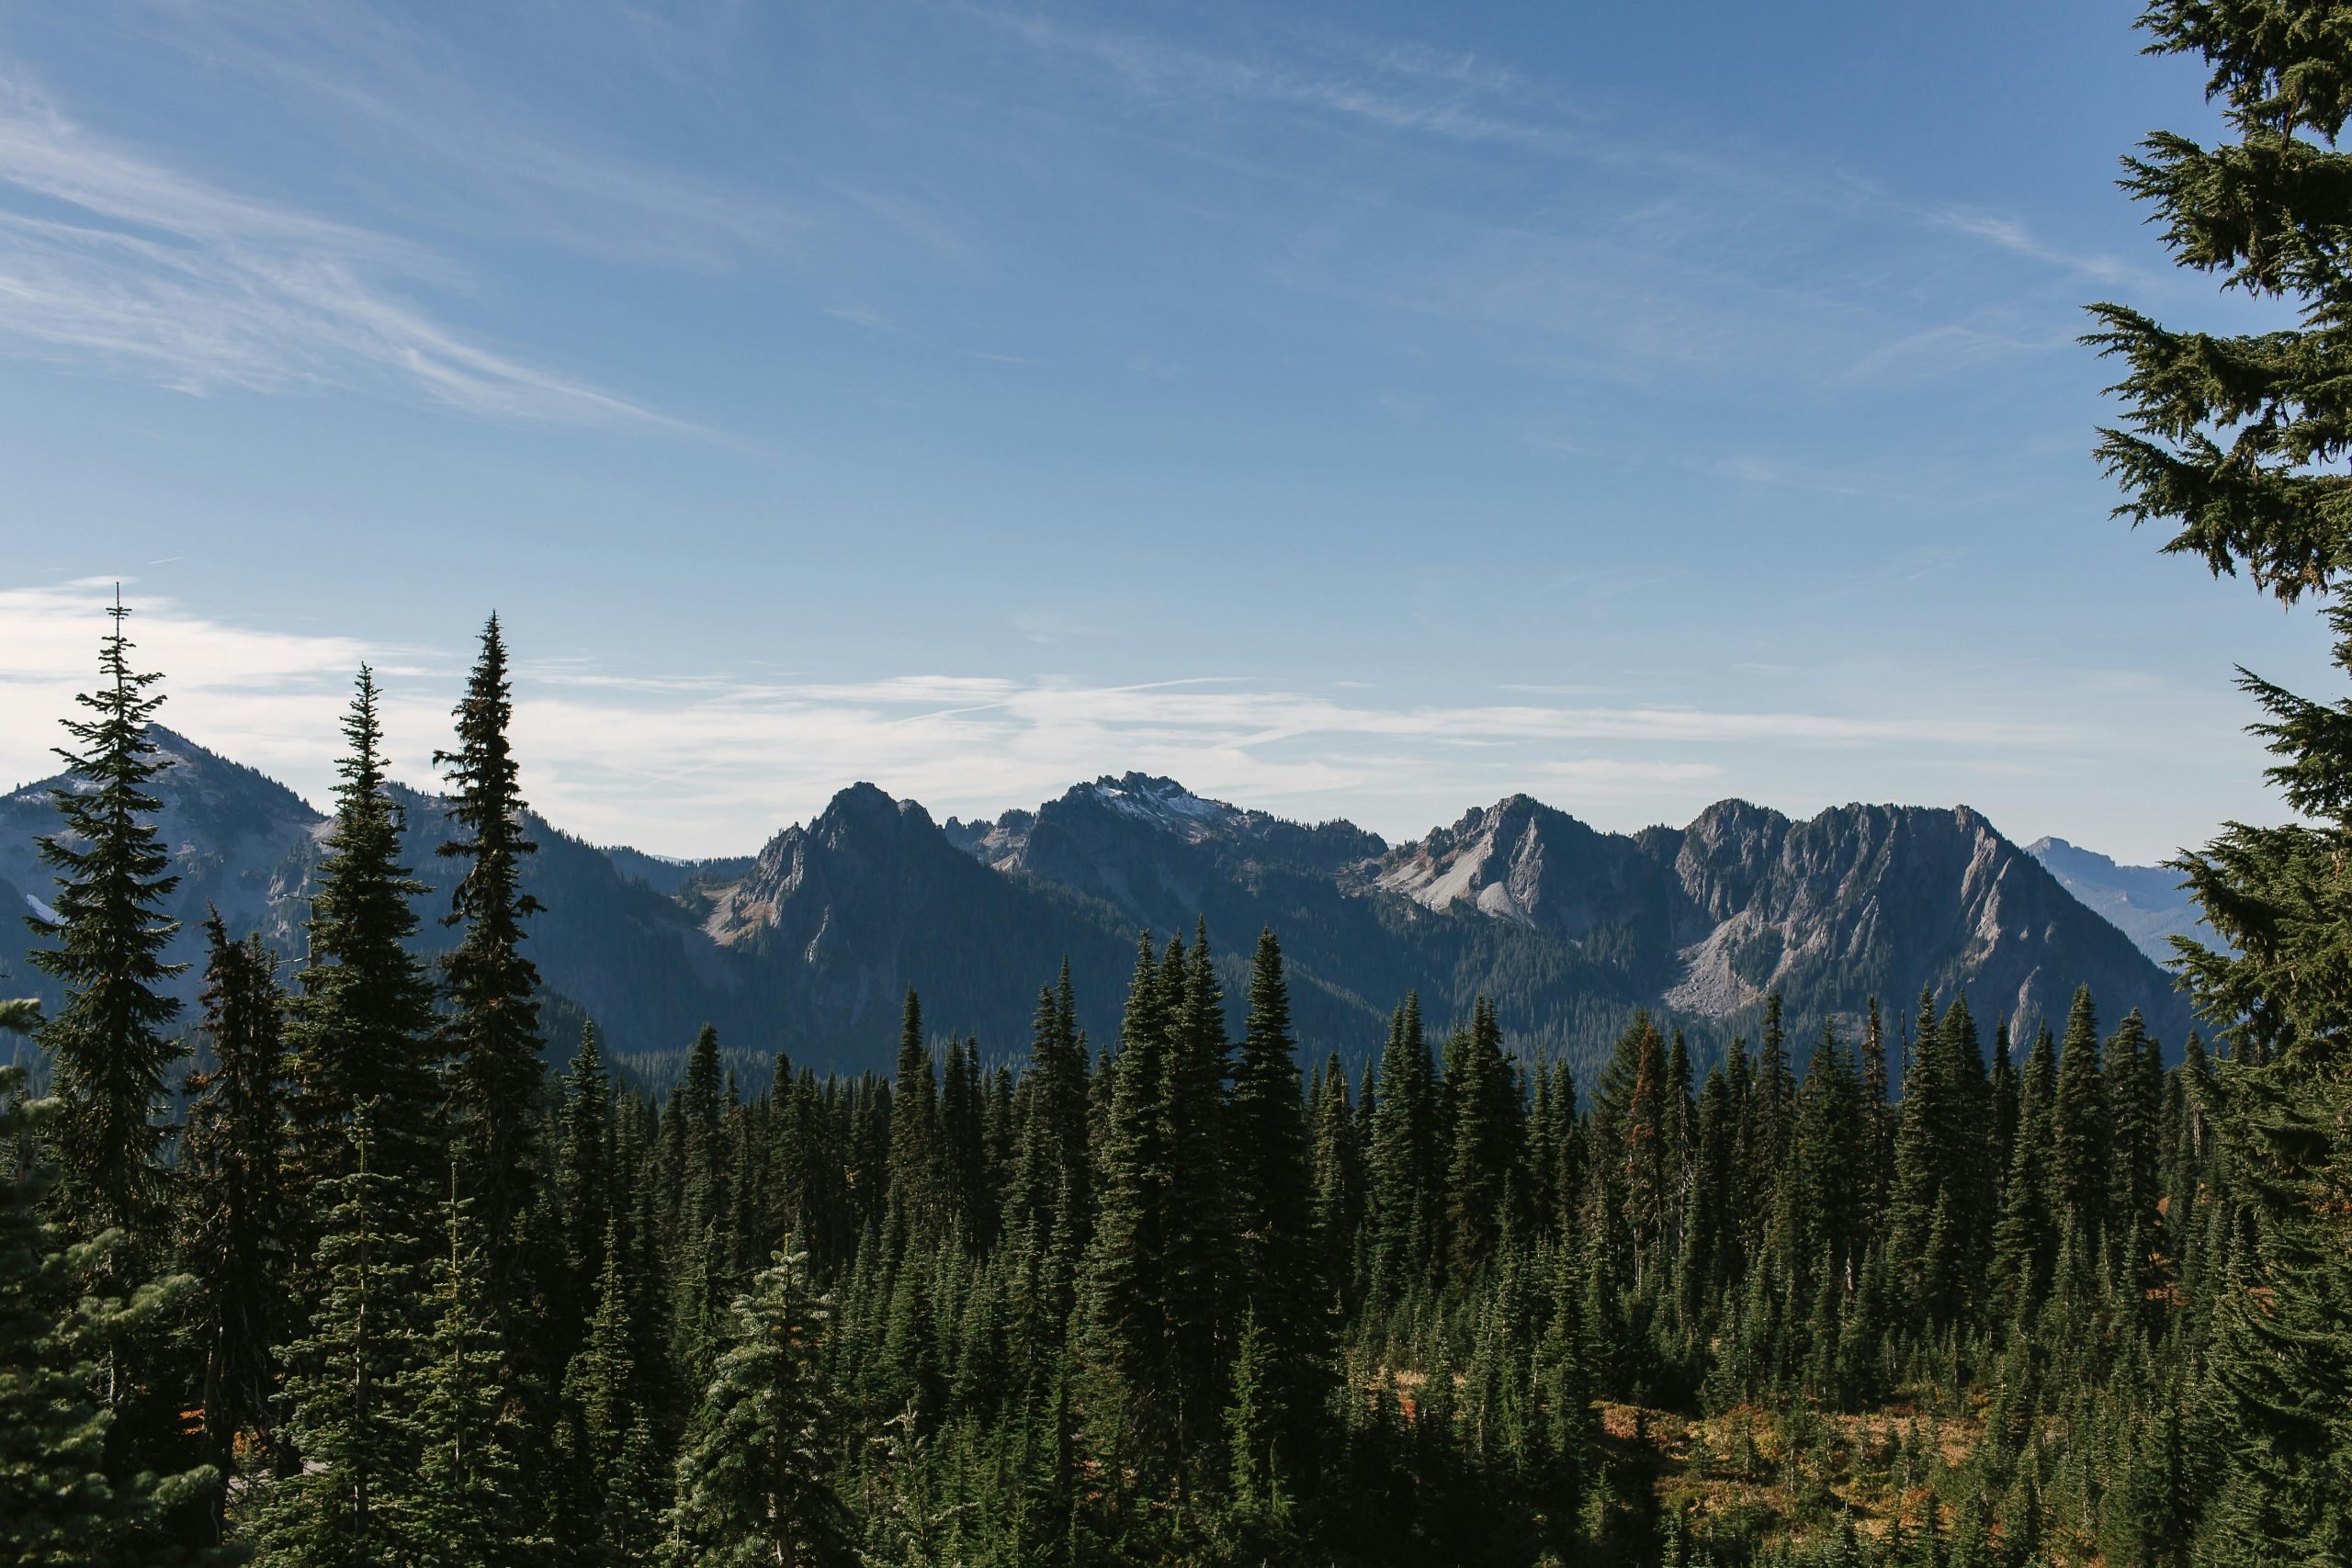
[1084,772,1244,837]
[817,780,934,837]
[1374,793,1655,936]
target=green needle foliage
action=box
[248,1110,431,1568]
[285,667,443,1204]
[179,914,290,1515]
[2087,5,2352,1562]
[666,1247,846,1568]
[28,596,184,1261]
[436,614,548,1311]
[0,1065,219,1568]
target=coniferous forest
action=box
[9,6,2352,1565]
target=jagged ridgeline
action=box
[1,740,2188,1088]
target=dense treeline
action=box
[0,604,2297,1567]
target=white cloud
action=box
[1931,209,2137,286]
[0,580,434,799]
[0,73,663,423]
[126,0,813,270]
[0,584,2087,858]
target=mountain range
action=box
[0,728,2196,1085]
[2023,836,2216,965]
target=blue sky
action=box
[0,0,2324,862]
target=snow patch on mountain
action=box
[1087,773,1256,840]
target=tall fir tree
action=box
[2084,13,2352,1551]
[1161,924,1231,1482]
[1310,1052,1364,1307]
[671,1025,731,1393]
[2052,986,2113,1249]
[285,668,443,1206]
[555,1024,616,1357]
[435,614,548,1320]
[1365,992,1437,1307]
[180,914,290,1507]
[413,1169,542,1568]
[1004,964,1089,1345]
[884,990,938,1251]
[1222,929,1323,1475]
[1735,993,1796,1268]
[28,597,183,1259]
[1444,998,1516,1283]
[1075,933,1174,1489]
[1988,1024,2059,1329]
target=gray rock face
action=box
[1361,795,2191,1049]
[1374,795,1669,939]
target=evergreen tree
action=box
[1678,1062,1735,1327]
[1223,1308,1291,1536]
[666,1247,846,1568]
[179,914,290,1504]
[884,990,938,1250]
[413,1169,541,1568]
[1589,1011,1669,1295]
[1005,964,1089,1265]
[252,1110,431,1567]
[285,668,443,1204]
[939,1035,990,1246]
[565,1204,660,1562]
[1444,998,1516,1283]
[1161,924,1230,1479]
[1735,993,1796,1265]
[435,614,548,1318]
[1223,929,1322,1474]
[0,1063,218,1568]
[1310,1052,1364,1305]
[672,1025,731,1393]
[28,596,183,1258]
[2052,987,2113,1254]
[1887,990,1992,1329]
[2109,1008,2165,1248]
[556,1024,616,1352]
[1860,995,1894,1220]
[1988,1023,2059,1329]
[1366,992,1437,1306]
[1075,933,1174,1487]
[2081,12,2352,1545]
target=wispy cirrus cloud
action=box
[966,4,1593,158]
[969,6,2139,392]
[124,0,816,271]
[1930,209,2141,287]
[0,73,664,423]
[0,583,2086,858]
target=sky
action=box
[0,0,2330,863]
